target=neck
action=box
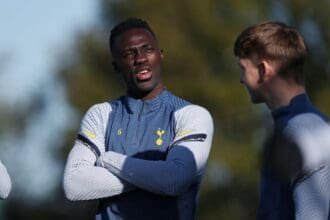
[128,84,165,101]
[265,81,305,110]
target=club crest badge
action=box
[156,128,165,146]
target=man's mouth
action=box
[136,69,152,81]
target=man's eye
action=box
[142,46,156,53]
[122,50,135,57]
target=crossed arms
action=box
[63,103,213,200]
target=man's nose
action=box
[134,49,148,64]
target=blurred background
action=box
[0,0,329,219]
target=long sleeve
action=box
[0,160,11,199]
[63,103,134,201]
[284,113,330,172]
[284,113,330,219]
[97,105,214,196]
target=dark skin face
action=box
[112,28,164,100]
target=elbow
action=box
[162,184,189,196]
[160,175,195,196]
[63,187,77,201]
[63,173,82,201]
[157,164,197,196]
[0,182,11,199]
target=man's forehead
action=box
[116,28,155,41]
[114,28,157,49]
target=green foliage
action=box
[54,0,329,219]
[57,1,271,219]
[5,0,330,219]
[61,32,124,111]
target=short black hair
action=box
[109,18,156,54]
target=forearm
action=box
[97,141,210,196]
[96,104,213,196]
[63,143,135,201]
[0,161,11,199]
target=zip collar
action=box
[271,93,310,120]
[123,90,169,114]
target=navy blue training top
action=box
[257,94,329,220]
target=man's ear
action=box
[257,60,275,84]
[257,62,266,84]
[112,61,119,72]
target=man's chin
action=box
[136,81,154,91]
[250,96,264,104]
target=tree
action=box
[60,0,330,219]
[4,0,330,219]
[60,1,268,219]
